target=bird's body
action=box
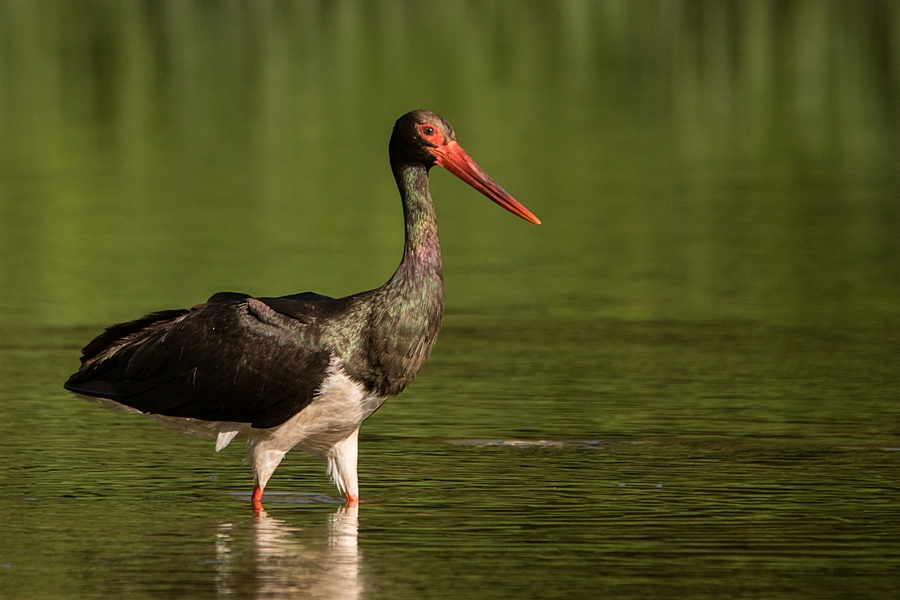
[65,111,539,509]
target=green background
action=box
[0,2,898,598]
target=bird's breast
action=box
[359,289,443,397]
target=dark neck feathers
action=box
[351,163,443,397]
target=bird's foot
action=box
[251,485,264,512]
[345,493,360,505]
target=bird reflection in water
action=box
[214,504,362,599]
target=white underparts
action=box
[215,423,243,452]
[245,357,385,495]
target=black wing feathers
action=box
[78,309,190,363]
[258,292,334,322]
[64,293,340,428]
[206,291,252,304]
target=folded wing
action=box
[64,291,342,428]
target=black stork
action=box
[64,110,540,510]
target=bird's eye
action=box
[419,124,437,138]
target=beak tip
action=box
[523,212,541,225]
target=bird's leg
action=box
[247,442,289,512]
[326,428,360,504]
[251,485,264,512]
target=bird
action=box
[64,110,540,511]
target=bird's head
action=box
[390,110,541,225]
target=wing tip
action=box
[63,378,119,400]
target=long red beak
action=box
[431,141,541,225]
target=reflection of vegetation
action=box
[0,1,897,325]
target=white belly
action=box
[252,363,384,455]
[245,357,387,491]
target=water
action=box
[1,2,899,598]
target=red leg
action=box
[251,485,264,512]
[345,492,359,505]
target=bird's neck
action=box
[355,163,442,398]
[392,164,443,281]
